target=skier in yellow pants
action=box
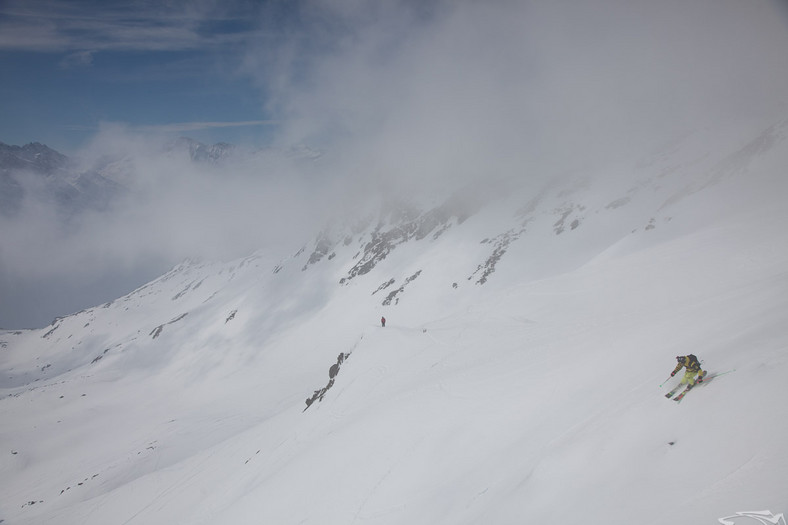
[665,355,706,398]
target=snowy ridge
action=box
[1,118,788,524]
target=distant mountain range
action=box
[164,137,237,163]
[0,141,70,174]
[0,138,257,219]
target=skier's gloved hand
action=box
[670,371,676,377]
[697,376,703,383]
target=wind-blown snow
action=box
[1,118,787,524]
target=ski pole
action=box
[659,376,673,388]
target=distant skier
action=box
[381,316,386,327]
[670,354,706,388]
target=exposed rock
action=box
[304,352,351,411]
[382,270,422,306]
[150,313,189,339]
[469,228,525,285]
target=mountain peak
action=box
[0,141,70,174]
[165,137,236,163]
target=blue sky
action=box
[0,0,285,153]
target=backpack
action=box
[687,354,700,368]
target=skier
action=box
[381,316,386,327]
[671,355,706,385]
[665,355,706,399]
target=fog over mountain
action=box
[0,134,332,328]
[2,0,787,331]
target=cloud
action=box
[0,123,332,327]
[245,0,788,189]
[61,120,281,140]
[137,120,278,134]
[0,0,259,53]
[59,49,94,68]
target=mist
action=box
[0,126,333,328]
[3,0,788,328]
[251,0,788,179]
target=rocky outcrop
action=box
[382,271,422,306]
[304,352,351,411]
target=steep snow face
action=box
[1,118,788,525]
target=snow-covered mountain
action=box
[164,137,237,164]
[0,137,255,220]
[1,117,787,524]
[0,141,125,219]
[0,142,70,174]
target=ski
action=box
[663,368,735,402]
[673,385,693,402]
[673,371,712,401]
[695,369,736,387]
[664,385,683,399]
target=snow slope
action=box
[2,117,788,524]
